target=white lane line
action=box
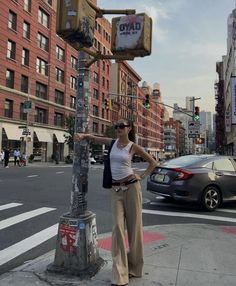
[0,203,23,211]
[217,208,236,214]
[56,171,64,174]
[0,223,58,266]
[142,209,236,223]
[0,207,56,231]
[27,175,38,178]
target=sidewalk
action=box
[0,224,236,286]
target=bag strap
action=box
[108,139,116,156]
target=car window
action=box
[213,159,235,172]
[163,155,207,168]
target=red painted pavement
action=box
[222,226,236,235]
[98,231,166,251]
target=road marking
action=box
[217,208,236,214]
[0,207,56,230]
[0,223,58,266]
[142,209,236,223]
[56,171,64,174]
[0,203,23,211]
[27,175,38,178]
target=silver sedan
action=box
[147,155,236,211]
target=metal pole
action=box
[48,50,103,276]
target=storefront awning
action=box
[53,131,68,143]
[2,123,22,140]
[34,128,52,142]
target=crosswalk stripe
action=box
[142,209,236,223]
[217,208,236,214]
[0,223,58,266]
[27,175,38,178]
[0,207,56,231]
[0,203,23,211]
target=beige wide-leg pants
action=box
[111,181,144,285]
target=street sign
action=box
[188,121,200,138]
[23,100,32,113]
[22,129,31,136]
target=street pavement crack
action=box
[175,244,183,286]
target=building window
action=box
[8,10,17,31]
[38,8,49,28]
[92,122,98,133]
[56,68,64,83]
[21,75,29,93]
[36,58,48,75]
[54,112,64,127]
[93,88,99,99]
[37,33,48,51]
[7,40,16,60]
[70,76,77,90]
[23,0,31,12]
[102,61,105,71]
[71,56,77,70]
[102,76,105,87]
[93,105,99,117]
[6,69,14,88]
[23,21,30,39]
[35,107,47,124]
[22,48,29,66]
[47,0,52,5]
[5,99,13,118]
[107,80,109,90]
[20,103,27,120]
[93,72,99,83]
[70,96,76,109]
[55,90,64,105]
[36,82,47,99]
[56,46,65,62]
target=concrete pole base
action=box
[47,211,104,278]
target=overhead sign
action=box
[188,121,200,138]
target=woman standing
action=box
[74,119,157,286]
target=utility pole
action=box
[48,0,153,278]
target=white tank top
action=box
[110,139,134,180]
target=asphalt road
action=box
[0,162,235,274]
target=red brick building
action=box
[0,0,112,161]
[111,64,164,156]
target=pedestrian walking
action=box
[14,149,21,166]
[74,119,157,286]
[0,150,4,165]
[3,147,10,168]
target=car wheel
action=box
[201,186,221,211]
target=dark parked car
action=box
[147,155,236,211]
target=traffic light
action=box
[193,106,200,121]
[195,138,205,144]
[104,99,108,110]
[143,94,150,109]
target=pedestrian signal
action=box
[195,137,204,144]
[143,94,150,109]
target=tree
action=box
[64,115,75,151]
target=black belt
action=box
[112,179,138,186]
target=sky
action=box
[98,0,236,114]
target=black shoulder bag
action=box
[102,139,115,189]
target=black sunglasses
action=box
[114,123,130,130]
